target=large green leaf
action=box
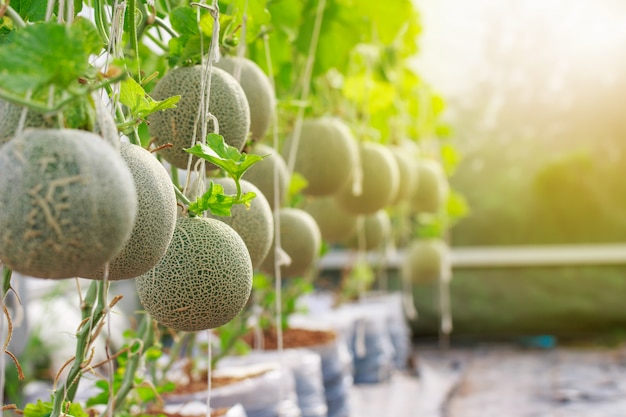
[0,19,103,94]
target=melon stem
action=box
[50,280,109,417]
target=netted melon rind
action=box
[401,239,448,284]
[205,178,273,270]
[84,142,177,280]
[335,142,400,215]
[148,65,251,170]
[242,143,290,210]
[302,196,357,244]
[136,217,253,332]
[0,129,137,279]
[260,208,322,279]
[281,117,358,197]
[215,56,276,142]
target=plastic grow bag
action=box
[219,349,327,417]
[165,362,301,417]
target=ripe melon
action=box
[281,117,358,196]
[389,145,418,205]
[148,65,251,170]
[205,177,273,270]
[401,238,449,284]
[242,143,290,210]
[83,142,178,280]
[260,208,322,278]
[215,56,275,142]
[136,216,253,332]
[0,95,120,150]
[334,142,400,215]
[0,129,137,279]
[342,210,391,251]
[409,159,448,214]
[301,196,357,244]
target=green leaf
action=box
[218,0,271,44]
[24,400,88,417]
[23,400,52,417]
[9,0,47,22]
[118,77,180,120]
[184,133,265,180]
[0,20,103,94]
[158,381,177,394]
[188,181,238,216]
[170,6,200,36]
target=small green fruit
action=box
[302,196,357,244]
[342,210,391,251]
[281,117,358,196]
[334,142,400,215]
[260,208,322,278]
[409,160,448,214]
[401,239,449,283]
[215,56,276,142]
[242,143,290,210]
[389,145,418,205]
[205,178,273,270]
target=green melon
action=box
[0,95,120,150]
[148,65,251,170]
[409,159,448,214]
[389,145,418,205]
[401,238,449,284]
[205,177,273,270]
[342,210,391,251]
[136,216,253,332]
[215,56,275,142]
[302,196,357,244]
[242,142,290,210]
[281,117,358,196]
[260,208,322,278]
[83,142,178,280]
[0,129,137,279]
[334,141,400,215]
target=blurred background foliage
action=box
[415,0,626,246]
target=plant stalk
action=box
[50,280,109,417]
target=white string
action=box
[261,25,288,417]
[205,330,212,417]
[285,0,327,175]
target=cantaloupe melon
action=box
[148,65,251,170]
[215,56,275,142]
[302,196,357,244]
[342,210,391,251]
[205,177,273,270]
[409,159,448,214]
[389,145,418,205]
[0,95,120,150]
[242,143,290,210]
[83,142,178,280]
[401,238,449,284]
[136,216,253,332]
[334,142,400,215]
[0,129,137,279]
[281,117,358,196]
[260,208,321,278]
